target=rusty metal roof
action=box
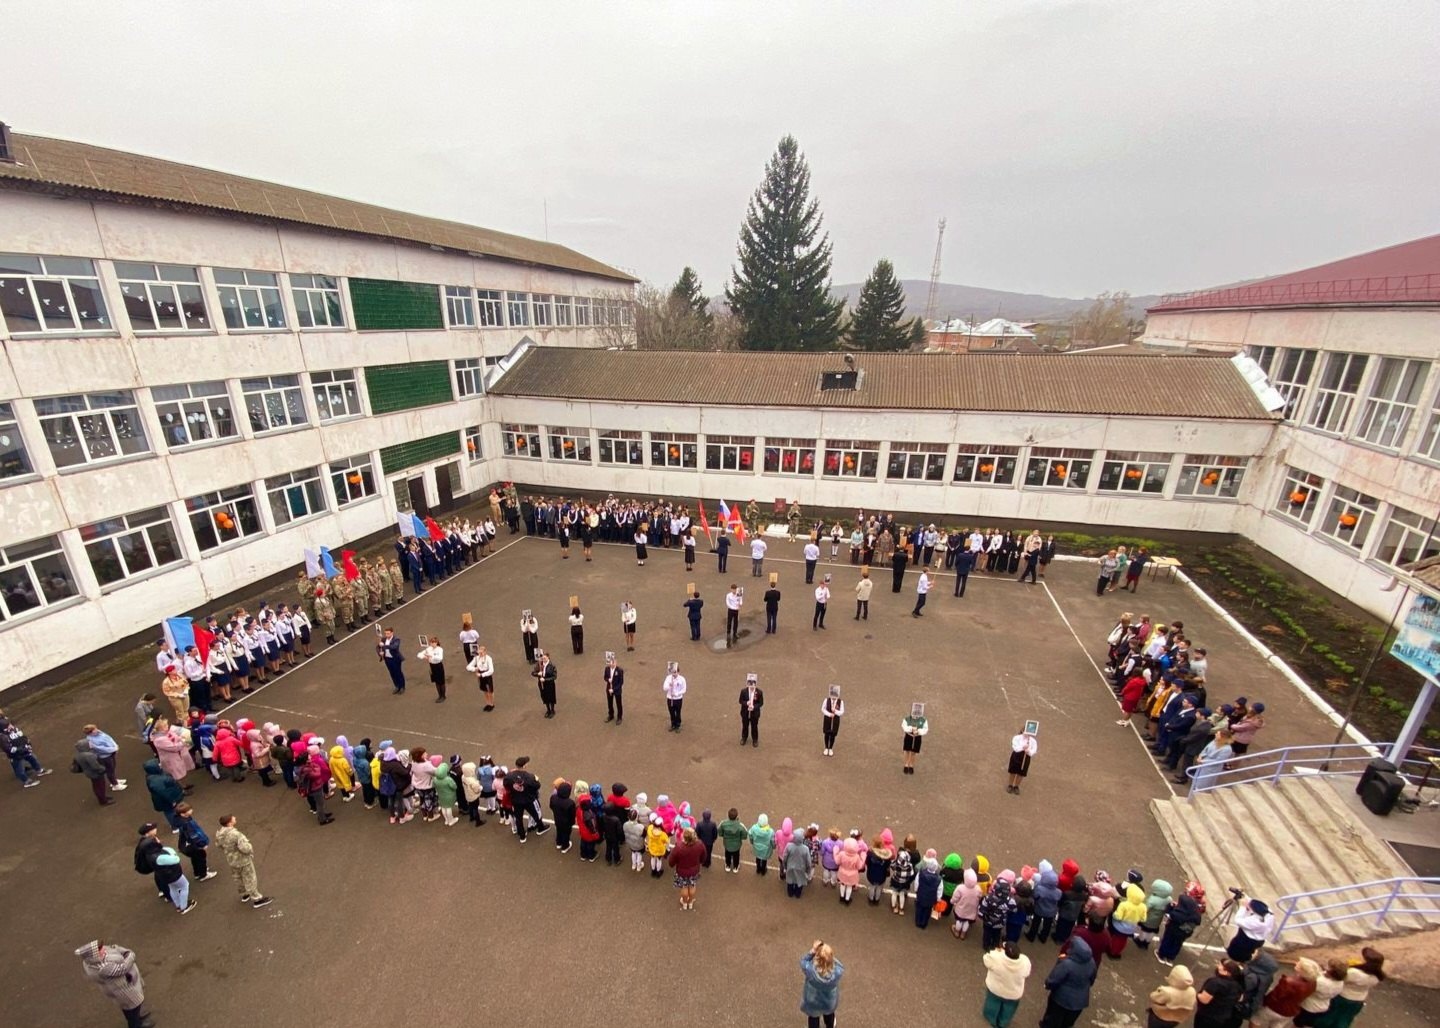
[0,131,636,283]
[491,348,1277,419]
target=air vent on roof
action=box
[0,123,13,164]
[820,370,862,391]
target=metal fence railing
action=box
[1271,877,1440,943]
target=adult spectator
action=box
[1251,957,1318,1028]
[142,759,184,832]
[1039,936,1095,1028]
[72,739,115,806]
[981,941,1032,1028]
[854,568,873,619]
[1314,947,1385,1028]
[750,535,767,577]
[803,539,820,583]
[504,756,549,842]
[668,826,708,910]
[1125,547,1150,591]
[1145,964,1195,1026]
[1194,960,1243,1028]
[84,724,126,792]
[1225,897,1274,962]
[75,939,153,1028]
[799,940,844,1028]
[1,714,52,788]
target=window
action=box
[0,535,78,621]
[265,467,327,527]
[1173,454,1248,499]
[445,286,475,328]
[1318,486,1380,551]
[763,437,816,475]
[1024,447,1093,489]
[600,429,645,465]
[886,442,947,482]
[476,289,504,327]
[573,297,592,327]
[506,291,531,327]
[1274,467,1325,526]
[547,426,591,461]
[464,426,484,463]
[554,295,573,327]
[620,300,635,326]
[1374,506,1439,570]
[0,253,111,333]
[311,369,362,422]
[1270,349,1317,420]
[1097,451,1171,494]
[1355,358,1428,449]
[291,274,345,328]
[80,506,183,587]
[705,434,755,472]
[502,422,540,458]
[953,444,1019,485]
[653,432,698,468]
[1244,345,1278,374]
[240,375,308,433]
[454,358,484,398]
[187,485,263,552]
[823,439,880,478]
[152,381,237,448]
[1306,352,1368,434]
[214,269,285,330]
[329,454,378,506]
[35,391,150,469]
[114,261,210,331]
[0,401,35,479]
[532,294,553,327]
[1420,392,1440,463]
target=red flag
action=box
[193,625,216,664]
[342,550,360,581]
[728,504,746,543]
[425,517,444,541]
[698,502,712,539]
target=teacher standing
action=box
[1007,727,1037,795]
[821,685,845,756]
[799,940,844,1028]
[531,651,557,718]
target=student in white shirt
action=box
[813,581,831,630]
[912,568,932,618]
[725,586,744,644]
[750,537,768,577]
[458,616,480,663]
[419,636,447,703]
[803,540,821,583]
[468,645,495,711]
[621,602,637,651]
[568,606,585,655]
[663,667,688,732]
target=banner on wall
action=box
[1391,590,1440,681]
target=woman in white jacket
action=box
[982,941,1032,1028]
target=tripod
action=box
[1189,888,1243,959]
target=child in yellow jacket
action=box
[328,745,356,802]
[645,814,670,878]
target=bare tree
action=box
[1070,291,1135,348]
[592,286,638,349]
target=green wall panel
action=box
[350,278,443,330]
[380,431,461,475]
[365,361,453,414]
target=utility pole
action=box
[924,218,946,328]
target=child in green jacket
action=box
[434,761,459,827]
[718,808,748,874]
[748,813,775,876]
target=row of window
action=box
[497,424,1251,497]
[1247,346,1440,461]
[0,252,631,337]
[0,361,494,475]
[1272,464,1438,572]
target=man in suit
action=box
[762,580,781,634]
[377,628,405,694]
[891,543,909,593]
[603,654,624,725]
[739,676,764,747]
[532,651,558,718]
[954,547,976,598]
[715,530,729,573]
[683,591,704,641]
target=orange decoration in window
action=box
[214,512,234,531]
[843,455,855,470]
[563,439,574,450]
[347,473,362,485]
[1289,489,1308,505]
[1125,468,1143,480]
[1054,463,1067,479]
[979,462,994,474]
[1201,472,1220,487]
[516,437,527,448]
[1338,511,1358,528]
[669,445,681,459]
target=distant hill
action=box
[831,279,1161,323]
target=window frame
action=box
[329,454,378,507]
[186,484,264,553]
[1172,454,1248,500]
[762,436,816,476]
[214,268,286,331]
[445,286,476,328]
[1024,446,1094,490]
[547,426,592,462]
[506,291,531,327]
[0,400,36,479]
[1274,466,1326,527]
[704,434,755,472]
[240,375,309,434]
[290,273,345,329]
[502,422,541,459]
[652,432,699,469]
[152,381,238,449]
[573,297,593,327]
[1269,348,1317,421]
[822,439,880,479]
[886,441,948,482]
[1318,485,1381,552]
[264,467,328,528]
[1096,450,1171,494]
[952,444,1019,485]
[1418,389,1440,464]
[34,390,152,469]
[464,426,484,464]
[114,261,211,333]
[310,369,363,423]
[0,253,113,335]
[1373,506,1439,570]
[532,293,554,327]
[1354,357,1428,449]
[554,295,573,327]
[476,289,505,327]
[79,505,184,588]
[1305,351,1369,434]
[0,534,79,622]
[599,430,645,466]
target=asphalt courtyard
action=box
[4,532,1436,1026]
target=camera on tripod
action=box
[1228,886,1245,899]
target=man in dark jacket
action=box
[143,759,184,832]
[762,581,781,634]
[715,531,729,573]
[1,715,51,788]
[134,823,166,901]
[1152,693,1198,754]
[1041,936,1096,1027]
[504,757,548,842]
[548,781,576,854]
[953,548,975,598]
[73,740,114,806]
[1170,711,1217,781]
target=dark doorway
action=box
[408,476,429,516]
[436,463,457,512]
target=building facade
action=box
[1143,233,1440,622]
[0,129,634,686]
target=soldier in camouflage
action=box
[388,559,406,606]
[333,575,356,632]
[354,560,373,624]
[363,559,385,619]
[313,583,337,645]
[295,570,317,625]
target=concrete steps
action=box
[1150,775,1438,950]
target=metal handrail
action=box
[1153,272,1440,312]
[1271,876,1440,942]
[1183,741,1440,797]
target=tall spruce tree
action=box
[726,136,844,351]
[846,258,924,351]
[669,266,712,326]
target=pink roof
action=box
[1150,233,1440,312]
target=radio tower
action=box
[923,217,946,328]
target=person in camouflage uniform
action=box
[313,582,337,645]
[353,560,373,624]
[388,559,406,606]
[376,556,394,611]
[333,574,356,632]
[363,559,385,619]
[295,570,317,625]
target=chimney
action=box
[0,123,13,163]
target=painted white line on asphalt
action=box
[1041,580,1178,798]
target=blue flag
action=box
[320,546,338,578]
[411,513,428,539]
[164,616,195,654]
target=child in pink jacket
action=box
[836,837,865,904]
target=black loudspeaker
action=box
[1356,757,1397,796]
[1359,771,1405,817]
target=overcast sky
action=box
[8,1,1439,299]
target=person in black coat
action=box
[891,546,909,593]
[549,782,576,854]
[739,677,764,747]
[603,656,624,725]
[954,548,975,598]
[715,531,730,573]
[763,582,781,634]
[695,808,720,868]
[532,652,557,718]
